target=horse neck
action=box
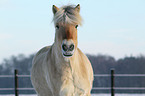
[51,42,78,72]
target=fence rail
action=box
[0,69,145,96]
[0,75,14,78]
[94,74,145,77]
[92,87,145,90]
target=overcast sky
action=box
[0,0,145,62]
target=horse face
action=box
[55,23,78,58]
[53,4,81,58]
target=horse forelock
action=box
[53,5,82,25]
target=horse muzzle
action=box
[61,39,75,58]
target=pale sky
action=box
[0,0,145,62]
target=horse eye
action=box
[75,25,78,28]
[55,25,59,29]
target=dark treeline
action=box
[87,54,145,93]
[0,53,145,94]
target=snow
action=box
[1,94,145,96]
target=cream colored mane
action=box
[53,5,82,25]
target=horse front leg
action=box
[59,85,75,96]
[59,79,75,96]
[83,93,91,96]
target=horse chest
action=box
[50,68,87,95]
[73,73,89,87]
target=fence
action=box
[0,69,145,96]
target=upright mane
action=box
[53,5,82,25]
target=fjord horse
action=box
[31,4,94,96]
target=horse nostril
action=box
[62,44,68,51]
[69,44,74,51]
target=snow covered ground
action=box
[1,94,145,96]
[91,94,145,96]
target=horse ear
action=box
[52,5,59,14]
[75,4,80,12]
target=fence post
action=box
[111,69,115,96]
[14,69,18,96]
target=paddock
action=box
[0,69,145,96]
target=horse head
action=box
[52,4,82,58]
